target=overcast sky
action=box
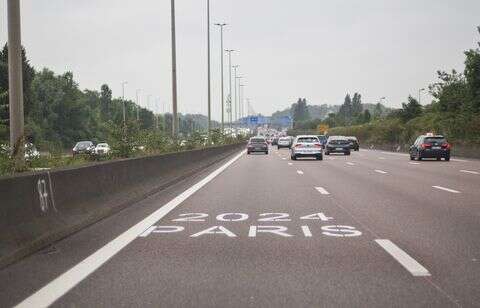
[1,0,479,119]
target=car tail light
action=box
[295,144,303,148]
[442,143,451,149]
[314,143,322,148]
[420,143,431,149]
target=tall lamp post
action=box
[225,49,235,129]
[7,0,24,169]
[235,76,243,122]
[418,88,425,105]
[214,23,227,132]
[206,0,211,134]
[170,0,179,138]
[135,89,141,121]
[121,81,128,126]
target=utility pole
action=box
[214,23,227,132]
[206,0,212,134]
[418,88,425,105]
[239,84,245,120]
[225,50,235,130]
[170,0,179,138]
[235,76,243,122]
[135,89,141,121]
[8,0,24,169]
[121,81,128,126]
[233,65,239,123]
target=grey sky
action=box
[1,0,479,119]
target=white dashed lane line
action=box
[282,158,286,160]
[409,162,421,165]
[378,157,386,160]
[374,169,388,174]
[297,170,304,175]
[375,239,431,277]
[315,187,330,195]
[288,163,293,166]
[346,162,355,166]
[432,186,461,194]
[460,170,479,175]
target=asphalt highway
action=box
[2,147,480,307]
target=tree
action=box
[292,98,310,127]
[351,92,363,117]
[338,94,353,124]
[400,96,423,122]
[363,109,371,123]
[464,27,480,112]
[100,84,112,118]
[373,103,383,119]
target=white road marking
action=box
[282,157,286,160]
[452,158,469,162]
[375,239,430,277]
[301,226,313,237]
[288,163,293,166]
[378,157,386,160]
[374,169,388,174]
[14,150,247,308]
[381,151,409,157]
[346,162,355,166]
[315,187,330,195]
[432,186,461,194]
[460,170,479,175]
[409,162,421,165]
[297,170,304,175]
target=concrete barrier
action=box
[0,143,244,268]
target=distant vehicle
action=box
[325,136,351,155]
[346,136,360,151]
[317,135,328,147]
[73,141,95,157]
[272,136,279,146]
[25,143,40,160]
[277,137,293,149]
[94,143,111,156]
[409,134,451,161]
[290,135,323,160]
[247,137,269,155]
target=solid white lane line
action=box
[460,170,479,175]
[432,186,461,194]
[346,162,355,166]
[375,239,430,277]
[297,170,304,175]
[409,162,421,165]
[288,163,293,166]
[374,169,388,174]
[315,187,330,195]
[14,150,247,308]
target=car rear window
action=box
[250,138,265,143]
[424,137,446,144]
[329,139,349,145]
[297,137,318,143]
[317,136,327,142]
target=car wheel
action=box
[265,151,268,155]
[291,155,297,160]
[417,153,422,161]
[437,157,441,161]
[345,151,351,156]
[317,155,323,161]
[410,155,415,160]
[445,156,450,161]
[325,151,329,155]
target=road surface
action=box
[1,148,480,307]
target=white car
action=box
[290,135,323,160]
[25,143,40,160]
[94,143,111,156]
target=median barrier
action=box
[0,143,245,268]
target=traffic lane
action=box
[0,151,247,308]
[53,150,451,307]
[300,155,480,306]
[346,150,480,199]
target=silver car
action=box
[290,135,323,160]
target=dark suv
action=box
[409,135,451,161]
[346,136,359,151]
[325,136,351,155]
[73,141,95,157]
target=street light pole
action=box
[170,0,179,138]
[207,0,212,134]
[121,81,128,126]
[233,65,239,123]
[418,88,425,105]
[7,0,24,168]
[239,84,245,120]
[135,89,141,121]
[214,23,227,132]
[225,50,235,129]
[235,76,243,122]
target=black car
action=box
[346,136,359,151]
[325,136,351,155]
[409,135,450,161]
[73,141,95,157]
[272,137,279,146]
[247,137,269,155]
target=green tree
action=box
[351,92,363,117]
[400,96,423,122]
[363,109,371,123]
[292,98,310,127]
